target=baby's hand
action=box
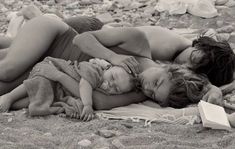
[81,105,95,121]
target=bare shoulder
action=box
[136,26,191,60]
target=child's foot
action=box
[227,113,235,128]
[0,94,12,112]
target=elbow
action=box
[72,32,91,49]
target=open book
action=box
[198,100,231,130]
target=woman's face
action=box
[174,47,205,68]
[139,66,172,105]
[100,66,133,94]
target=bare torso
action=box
[136,26,192,61]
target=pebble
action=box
[216,20,224,27]
[96,12,114,24]
[216,33,230,41]
[77,139,92,146]
[216,25,234,33]
[225,0,235,7]
[229,32,235,43]
[215,0,229,5]
[96,130,116,138]
[7,117,13,122]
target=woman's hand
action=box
[202,85,223,106]
[220,80,235,95]
[81,105,95,121]
[110,54,140,76]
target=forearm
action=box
[92,91,147,110]
[57,72,80,97]
[73,32,116,62]
[79,78,93,106]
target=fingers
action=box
[81,113,94,121]
[121,57,140,76]
[220,84,234,95]
[202,92,209,101]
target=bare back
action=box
[136,26,192,61]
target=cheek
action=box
[154,86,169,103]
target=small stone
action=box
[47,0,56,6]
[215,0,229,5]
[2,112,13,116]
[225,0,235,7]
[77,139,92,147]
[44,132,52,136]
[96,130,116,138]
[7,117,13,122]
[229,32,235,43]
[216,33,230,41]
[96,13,114,24]
[216,20,224,28]
[4,0,15,5]
[216,25,234,33]
[121,123,133,128]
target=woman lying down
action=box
[0,56,212,122]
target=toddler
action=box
[0,57,135,121]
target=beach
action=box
[1,0,235,148]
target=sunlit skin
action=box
[174,46,205,68]
[100,66,133,94]
[138,66,173,106]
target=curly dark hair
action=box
[191,36,235,86]
[158,64,209,108]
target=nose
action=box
[109,81,114,87]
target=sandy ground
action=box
[1,0,235,148]
[1,109,235,149]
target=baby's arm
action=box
[79,78,95,121]
[54,72,80,97]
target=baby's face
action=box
[100,66,133,94]
[139,66,172,106]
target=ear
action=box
[167,71,173,80]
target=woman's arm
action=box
[92,91,147,110]
[73,27,151,74]
[73,27,151,59]
[202,83,223,106]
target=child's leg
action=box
[0,84,27,112]
[11,97,29,110]
[0,35,13,49]
[0,16,69,82]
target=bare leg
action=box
[0,84,27,112]
[0,35,12,49]
[0,48,8,60]
[0,16,68,81]
[11,97,29,110]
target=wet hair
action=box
[159,64,209,108]
[191,36,235,86]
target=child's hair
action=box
[161,63,209,108]
[191,36,235,87]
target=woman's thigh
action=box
[0,16,69,81]
[0,70,29,95]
